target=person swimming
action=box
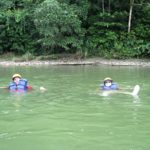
[100,77,119,90]
[8,74,32,91]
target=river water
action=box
[0,65,150,150]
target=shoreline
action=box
[0,58,150,67]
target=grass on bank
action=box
[0,52,85,62]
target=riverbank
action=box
[0,58,150,67]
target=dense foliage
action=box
[0,0,149,58]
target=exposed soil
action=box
[0,58,150,67]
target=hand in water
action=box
[40,86,47,92]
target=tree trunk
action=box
[108,0,111,13]
[128,0,134,33]
[102,0,105,14]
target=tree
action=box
[34,0,85,53]
[128,0,134,33]
[0,0,36,54]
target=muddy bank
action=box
[0,58,150,67]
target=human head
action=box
[104,77,113,87]
[12,74,22,84]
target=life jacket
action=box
[9,79,28,92]
[101,83,118,90]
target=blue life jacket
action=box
[101,83,118,90]
[9,79,28,91]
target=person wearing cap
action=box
[100,77,119,90]
[8,74,32,91]
[12,74,22,85]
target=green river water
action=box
[0,65,150,150]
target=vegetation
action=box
[0,0,149,59]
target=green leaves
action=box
[0,0,36,54]
[34,0,84,52]
[0,0,149,58]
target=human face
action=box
[104,80,112,87]
[13,77,20,85]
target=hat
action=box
[104,77,113,82]
[12,74,22,80]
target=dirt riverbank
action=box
[0,58,150,67]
